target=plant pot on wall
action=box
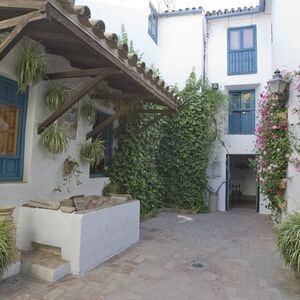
[278,111,288,120]
[279,179,287,190]
[0,206,14,223]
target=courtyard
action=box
[1,209,300,300]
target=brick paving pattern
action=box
[1,208,300,300]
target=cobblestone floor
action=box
[1,208,300,300]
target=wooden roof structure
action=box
[0,0,180,137]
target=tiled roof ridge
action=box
[50,0,181,105]
[162,6,203,14]
[205,5,260,17]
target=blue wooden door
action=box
[0,76,28,181]
[229,91,255,134]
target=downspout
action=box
[202,13,207,81]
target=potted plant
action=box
[17,41,48,92]
[39,124,69,155]
[45,83,71,112]
[80,99,97,125]
[0,220,18,278]
[279,178,288,190]
[79,138,105,167]
[277,212,300,277]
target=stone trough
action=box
[15,195,140,275]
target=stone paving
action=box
[1,208,300,300]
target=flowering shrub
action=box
[255,88,290,219]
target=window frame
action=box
[0,76,28,182]
[227,25,257,75]
[228,90,256,135]
[148,2,158,44]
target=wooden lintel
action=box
[45,67,117,80]
[138,111,171,133]
[97,93,154,101]
[0,1,46,10]
[38,72,112,134]
[0,10,40,61]
[0,12,45,32]
[87,101,137,139]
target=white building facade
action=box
[91,0,300,214]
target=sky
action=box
[76,0,259,12]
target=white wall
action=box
[158,13,205,89]
[206,12,272,213]
[271,0,300,214]
[0,43,111,207]
[76,0,160,69]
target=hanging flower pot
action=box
[278,201,287,210]
[279,178,288,190]
[279,120,288,128]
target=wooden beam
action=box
[138,111,171,133]
[46,4,178,111]
[0,11,45,32]
[0,10,39,61]
[87,101,137,139]
[0,1,45,10]
[45,67,116,80]
[96,93,154,101]
[137,109,170,114]
[38,72,116,134]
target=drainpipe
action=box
[202,14,208,81]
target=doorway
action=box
[226,155,258,211]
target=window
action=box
[228,90,255,134]
[148,3,158,43]
[0,76,28,181]
[228,26,257,75]
[90,111,113,177]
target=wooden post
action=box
[138,111,170,133]
[0,10,40,61]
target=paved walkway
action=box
[1,209,300,300]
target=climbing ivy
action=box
[108,102,163,216]
[158,71,226,212]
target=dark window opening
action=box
[148,3,158,44]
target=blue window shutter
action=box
[0,76,28,181]
[227,26,257,75]
[229,91,255,134]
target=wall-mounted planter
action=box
[278,201,287,210]
[279,179,287,190]
[278,111,288,121]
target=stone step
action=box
[21,249,71,282]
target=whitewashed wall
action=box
[271,0,300,214]
[0,44,111,207]
[76,0,160,69]
[158,13,205,89]
[206,13,272,212]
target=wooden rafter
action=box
[87,101,137,139]
[0,11,45,33]
[97,93,155,101]
[0,1,45,10]
[0,10,40,61]
[138,111,170,133]
[38,71,120,134]
[46,4,178,111]
[45,67,116,80]
[137,109,170,114]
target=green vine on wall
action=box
[158,71,226,212]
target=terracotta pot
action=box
[0,206,15,223]
[278,201,287,210]
[278,112,288,121]
[279,120,288,128]
[279,179,287,190]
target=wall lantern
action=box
[267,69,289,94]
